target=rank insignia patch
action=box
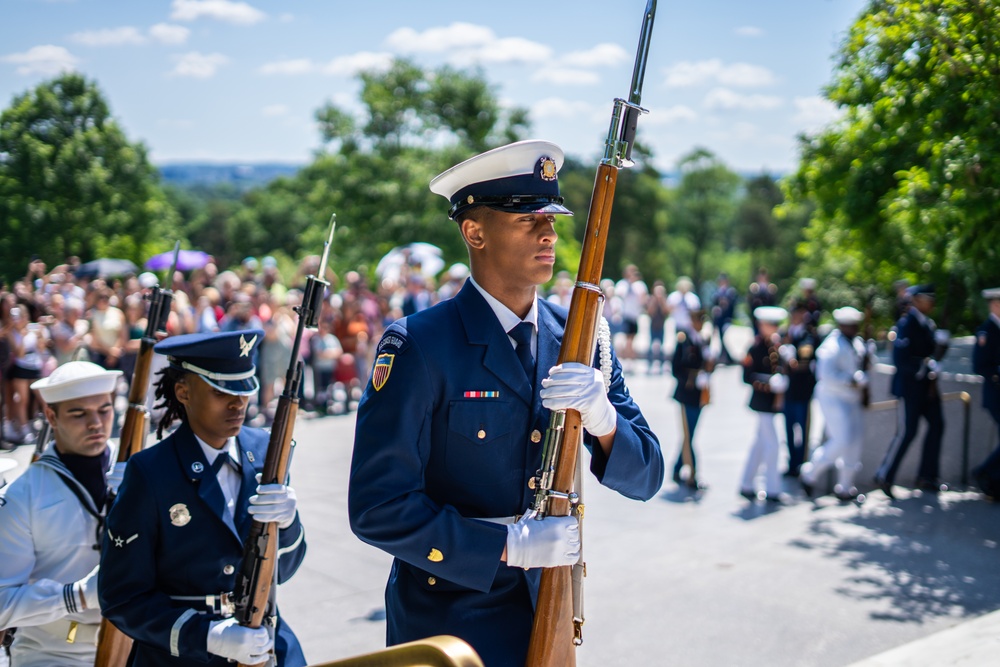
[373,353,395,391]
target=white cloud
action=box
[735,26,764,37]
[149,23,190,45]
[704,87,783,110]
[70,26,145,46]
[531,67,599,86]
[170,0,265,25]
[645,104,698,125]
[530,96,601,122]
[169,52,229,78]
[792,95,842,131]
[1,45,79,75]
[385,23,551,65]
[560,43,629,68]
[259,58,314,75]
[262,104,289,117]
[322,51,393,76]
[665,59,777,88]
[473,36,551,64]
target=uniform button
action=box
[427,577,437,586]
[477,429,486,440]
[528,477,537,490]
[530,429,542,443]
[223,564,235,575]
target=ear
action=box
[460,217,487,251]
[174,377,191,407]
[43,405,57,429]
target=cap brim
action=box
[488,201,574,216]
[196,374,260,396]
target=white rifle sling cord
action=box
[572,315,611,645]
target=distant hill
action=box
[157,162,303,190]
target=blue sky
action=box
[1,0,870,173]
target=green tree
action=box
[0,73,177,282]
[785,0,1000,330]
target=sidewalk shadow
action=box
[788,492,1000,623]
[659,484,707,504]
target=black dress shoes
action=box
[874,476,895,500]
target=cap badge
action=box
[467,195,475,205]
[539,156,557,182]
[239,333,257,358]
[373,353,394,392]
[169,503,192,527]
[191,461,204,474]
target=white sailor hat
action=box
[799,277,817,290]
[430,140,574,220]
[30,361,122,404]
[833,306,864,325]
[754,306,788,323]
[981,287,1000,300]
[154,330,263,396]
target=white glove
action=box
[72,564,100,611]
[207,618,273,663]
[926,359,939,374]
[779,344,796,363]
[695,371,710,390]
[540,363,617,437]
[768,374,789,394]
[934,329,950,345]
[106,462,126,495]
[853,370,869,388]
[506,510,580,569]
[248,473,298,529]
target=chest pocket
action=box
[445,400,514,485]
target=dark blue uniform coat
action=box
[973,316,1000,417]
[348,281,663,667]
[99,423,307,666]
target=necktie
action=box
[508,322,535,384]
[210,452,240,476]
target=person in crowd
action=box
[0,361,125,665]
[646,280,669,374]
[349,140,663,666]
[798,278,822,332]
[86,288,124,370]
[437,263,470,302]
[711,272,738,365]
[800,307,873,501]
[615,264,648,373]
[3,305,47,444]
[780,303,819,478]
[875,284,949,498]
[739,306,788,502]
[972,287,1000,500]
[99,330,307,666]
[670,308,712,489]
[667,276,701,337]
[747,268,777,335]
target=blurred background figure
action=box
[711,272,738,365]
[748,268,777,335]
[646,280,669,374]
[780,303,818,478]
[670,308,712,490]
[615,264,648,373]
[972,287,1000,500]
[667,276,701,340]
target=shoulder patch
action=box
[372,353,394,391]
[376,323,410,355]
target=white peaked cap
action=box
[754,306,788,323]
[833,307,864,325]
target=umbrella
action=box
[375,243,445,282]
[74,258,139,279]
[145,249,211,272]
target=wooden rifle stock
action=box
[95,245,177,667]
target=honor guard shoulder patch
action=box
[373,354,394,391]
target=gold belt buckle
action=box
[66,621,78,644]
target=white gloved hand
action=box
[853,370,869,388]
[695,371,710,390]
[207,618,273,663]
[506,510,580,569]
[106,462,126,496]
[248,473,297,529]
[72,564,100,611]
[779,344,796,363]
[926,359,939,374]
[768,374,789,394]
[934,329,951,345]
[540,363,617,437]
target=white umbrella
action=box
[375,243,446,282]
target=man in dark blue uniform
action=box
[710,273,737,364]
[875,285,949,498]
[972,287,1000,499]
[780,303,819,477]
[99,330,307,666]
[348,140,664,667]
[670,309,712,489]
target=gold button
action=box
[427,548,444,562]
[530,429,542,443]
[477,429,486,440]
[428,577,437,586]
[528,477,537,490]
[223,564,235,575]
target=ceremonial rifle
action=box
[232,215,335,667]
[94,242,179,667]
[525,4,657,666]
[30,420,52,463]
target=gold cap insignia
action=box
[539,156,557,182]
[169,503,192,527]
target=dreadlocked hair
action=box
[153,365,189,439]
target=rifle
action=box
[31,419,52,463]
[525,4,657,666]
[94,242,179,667]
[232,215,335,667]
[861,290,875,408]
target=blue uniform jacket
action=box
[973,317,1000,412]
[891,307,937,398]
[348,281,663,667]
[99,422,307,666]
[671,330,707,407]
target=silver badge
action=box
[246,451,254,463]
[192,461,204,473]
[169,503,192,527]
